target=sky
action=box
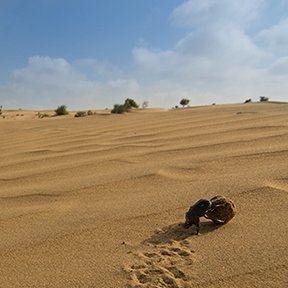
[0,0,288,109]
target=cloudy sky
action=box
[0,0,287,109]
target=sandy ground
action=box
[0,102,287,288]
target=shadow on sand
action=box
[143,220,222,245]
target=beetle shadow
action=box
[143,220,222,245]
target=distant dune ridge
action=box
[0,102,287,287]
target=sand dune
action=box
[0,102,287,287]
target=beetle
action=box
[184,199,211,235]
[184,196,236,235]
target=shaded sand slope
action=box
[0,103,287,287]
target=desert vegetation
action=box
[111,98,139,114]
[74,110,95,118]
[260,96,269,102]
[180,98,190,107]
[55,105,68,116]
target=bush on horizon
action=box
[111,98,139,114]
[124,98,139,109]
[55,105,68,116]
[111,104,129,114]
[74,111,87,118]
[260,96,269,102]
[180,98,190,107]
[87,110,94,116]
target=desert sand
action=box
[0,102,287,288]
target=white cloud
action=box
[268,56,288,75]
[170,0,265,28]
[131,0,288,106]
[1,1,288,109]
[0,56,139,109]
[255,18,288,56]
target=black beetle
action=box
[184,199,211,235]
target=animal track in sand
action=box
[125,239,195,288]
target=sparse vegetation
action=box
[111,104,129,114]
[124,98,139,109]
[244,99,252,103]
[87,110,93,116]
[180,98,190,107]
[74,111,87,118]
[74,110,96,117]
[260,96,269,102]
[55,105,68,116]
[111,98,139,114]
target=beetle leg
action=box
[195,218,200,235]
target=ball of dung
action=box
[205,195,236,225]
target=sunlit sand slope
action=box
[0,102,287,287]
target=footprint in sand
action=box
[125,240,195,288]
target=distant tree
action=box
[180,98,190,107]
[124,98,139,109]
[244,99,252,103]
[259,96,269,102]
[55,105,68,116]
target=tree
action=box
[180,98,190,107]
[124,98,139,109]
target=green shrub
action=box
[111,104,129,114]
[111,98,139,114]
[55,105,68,116]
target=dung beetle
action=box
[184,196,236,235]
[184,199,211,235]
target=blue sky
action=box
[0,0,287,109]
